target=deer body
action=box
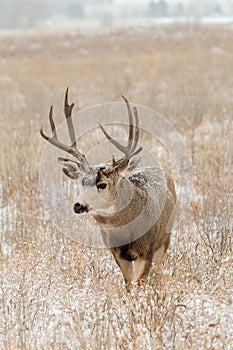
[94,166,176,284]
[41,89,176,287]
[94,167,176,283]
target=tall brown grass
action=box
[0,24,232,349]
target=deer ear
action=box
[120,147,143,176]
[58,157,83,179]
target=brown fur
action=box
[94,168,177,285]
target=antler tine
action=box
[131,106,140,153]
[99,123,130,157]
[121,95,134,150]
[40,106,57,141]
[64,87,77,148]
[40,106,56,141]
[48,106,56,135]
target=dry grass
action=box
[0,24,232,349]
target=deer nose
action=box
[74,202,88,214]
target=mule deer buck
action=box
[40,89,176,287]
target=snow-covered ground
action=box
[0,25,232,349]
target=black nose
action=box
[74,202,88,214]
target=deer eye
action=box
[97,183,107,190]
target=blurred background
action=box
[0,0,233,30]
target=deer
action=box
[40,88,177,288]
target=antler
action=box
[99,96,141,169]
[40,88,89,172]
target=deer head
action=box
[40,89,143,215]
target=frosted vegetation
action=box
[0,24,232,349]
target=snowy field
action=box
[0,23,232,349]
